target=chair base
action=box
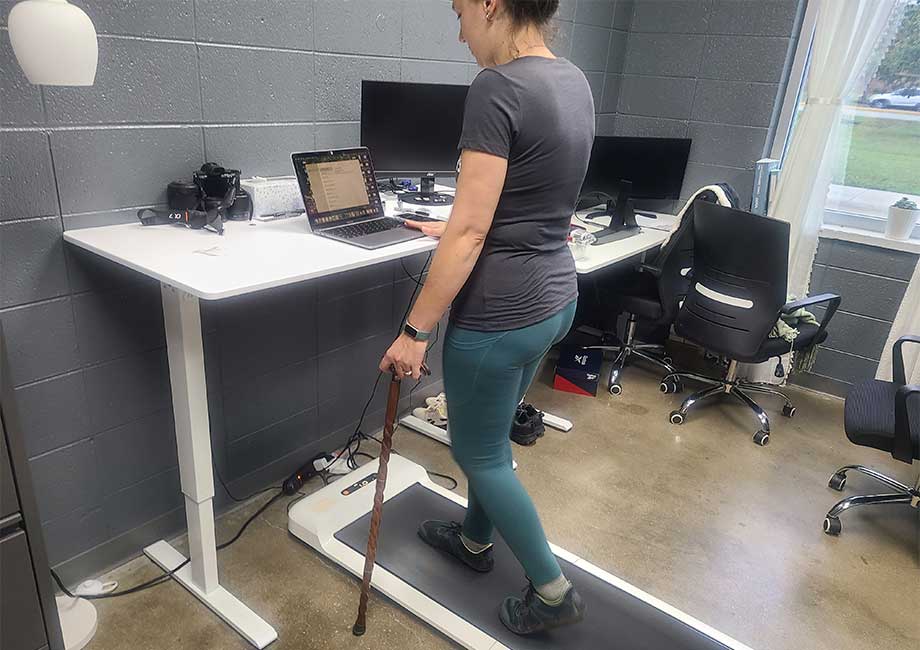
[589,317,677,395]
[663,361,796,446]
[822,466,920,536]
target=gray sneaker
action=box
[499,581,586,635]
[417,520,494,573]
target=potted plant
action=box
[887,197,919,240]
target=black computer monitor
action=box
[361,80,468,177]
[580,136,692,201]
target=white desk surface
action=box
[63,194,677,300]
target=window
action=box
[775,1,920,238]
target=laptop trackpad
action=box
[359,229,425,248]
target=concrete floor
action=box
[85,363,919,650]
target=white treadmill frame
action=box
[287,455,754,650]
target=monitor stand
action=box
[398,172,454,207]
[587,184,640,246]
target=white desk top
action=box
[63,191,677,300]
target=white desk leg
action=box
[144,285,277,649]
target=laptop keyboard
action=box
[329,217,404,239]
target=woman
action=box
[379,0,595,635]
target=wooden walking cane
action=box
[352,364,428,636]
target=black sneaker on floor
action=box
[417,520,494,573]
[499,581,586,635]
[510,403,545,446]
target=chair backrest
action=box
[675,202,790,359]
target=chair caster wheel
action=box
[782,404,796,418]
[669,411,684,425]
[609,383,622,395]
[823,516,841,536]
[752,430,770,446]
[659,379,682,394]
[663,356,673,366]
[828,472,847,491]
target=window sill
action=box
[819,223,920,255]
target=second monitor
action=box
[361,80,469,207]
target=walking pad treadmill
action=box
[288,455,755,650]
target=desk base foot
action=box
[144,540,277,649]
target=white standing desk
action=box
[571,211,678,275]
[62,199,675,648]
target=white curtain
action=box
[770,0,902,298]
[877,260,920,384]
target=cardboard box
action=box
[553,346,603,396]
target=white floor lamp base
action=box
[55,595,98,650]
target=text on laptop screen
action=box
[294,150,383,227]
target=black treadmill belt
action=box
[336,483,733,650]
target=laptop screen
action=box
[292,148,384,229]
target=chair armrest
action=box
[893,335,920,386]
[893,384,920,463]
[638,263,662,278]
[782,293,841,344]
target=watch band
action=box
[403,321,431,342]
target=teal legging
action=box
[443,300,577,586]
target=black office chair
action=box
[591,186,737,394]
[664,202,841,445]
[823,335,919,535]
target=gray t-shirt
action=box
[452,57,595,331]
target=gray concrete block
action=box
[400,251,432,279]
[629,0,711,33]
[315,122,361,149]
[29,439,101,523]
[791,371,850,398]
[317,332,391,404]
[811,347,879,386]
[585,72,605,112]
[314,54,401,121]
[548,19,575,59]
[617,75,696,119]
[1,131,58,220]
[688,122,767,169]
[318,381,389,437]
[102,468,182,538]
[94,410,178,495]
[614,114,689,138]
[817,240,918,281]
[0,217,69,309]
[400,59,469,84]
[558,0,577,21]
[607,29,628,74]
[204,125,314,178]
[41,507,107,566]
[680,162,753,208]
[44,39,200,125]
[195,0,314,49]
[199,45,314,123]
[65,245,149,294]
[51,127,204,215]
[79,0,194,38]
[702,35,790,82]
[402,0,472,62]
[575,0,616,27]
[571,23,611,72]
[317,284,395,353]
[691,80,779,127]
[63,207,155,231]
[83,349,172,432]
[613,0,634,30]
[0,38,43,126]
[226,408,318,477]
[316,260,394,302]
[625,33,705,77]
[708,0,800,37]
[223,359,318,442]
[0,298,80,386]
[596,113,617,135]
[813,308,891,362]
[601,74,622,113]
[810,266,909,321]
[315,0,403,57]
[73,283,165,366]
[15,371,91,458]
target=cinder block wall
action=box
[0,0,620,581]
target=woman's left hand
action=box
[380,333,428,380]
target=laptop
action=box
[292,147,437,250]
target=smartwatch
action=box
[403,321,431,342]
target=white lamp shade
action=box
[8,0,98,86]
